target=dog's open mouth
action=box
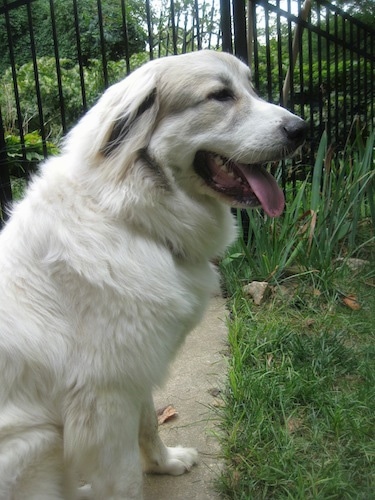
[194,152,285,217]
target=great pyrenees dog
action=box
[0,50,307,499]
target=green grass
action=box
[218,131,375,498]
[218,273,375,499]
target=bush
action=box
[0,57,134,140]
[5,130,59,177]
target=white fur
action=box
[0,51,303,499]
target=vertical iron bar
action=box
[363,30,368,125]
[182,11,188,53]
[371,31,374,127]
[145,0,154,60]
[191,9,195,52]
[349,21,354,126]
[325,6,331,140]
[275,0,287,196]
[0,105,12,225]
[307,7,315,162]
[232,0,248,63]
[194,0,202,50]
[287,0,294,111]
[49,0,66,133]
[166,14,171,56]
[175,2,181,53]
[220,0,233,54]
[298,0,305,120]
[3,0,26,167]
[72,0,87,112]
[342,17,347,139]
[334,12,339,144]
[170,0,177,55]
[276,0,284,105]
[264,8,272,101]
[26,0,47,158]
[356,25,361,124]
[120,0,131,74]
[97,0,108,88]
[317,3,324,138]
[157,10,163,58]
[252,0,259,91]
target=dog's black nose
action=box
[282,118,309,146]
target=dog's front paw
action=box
[146,446,198,476]
[164,446,198,475]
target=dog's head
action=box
[70,51,307,218]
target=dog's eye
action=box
[208,89,234,102]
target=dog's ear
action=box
[100,84,158,158]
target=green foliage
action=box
[5,130,58,176]
[10,177,27,201]
[334,0,375,27]
[0,56,130,138]
[0,0,147,72]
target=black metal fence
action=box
[0,0,374,223]
[247,0,375,165]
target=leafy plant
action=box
[0,57,132,139]
[0,0,147,73]
[5,130,59,177]
[304,129,374,273]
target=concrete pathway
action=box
[143,297,229,500]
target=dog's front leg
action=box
[139,393,198,476]
[64,390,144,500]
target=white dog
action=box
[0,50,307,499]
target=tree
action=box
[333,0,375,28]
[0,0,147,72]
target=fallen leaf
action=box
[156,405,178,425]
[208,387,221,397]
[304,318,315,328]
[342,294,361,310]
[243,281,270,305]
[286,417,304,434]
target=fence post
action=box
[282,0,312,106]
[220,0,233,53]
[233,0,248,63]
[247,0,255,68]
[0,106,12,226]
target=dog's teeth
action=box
[216,158,224,167]
[228,171,235,178]
[236,177,242,183]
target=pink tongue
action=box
[238,164,285,217]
